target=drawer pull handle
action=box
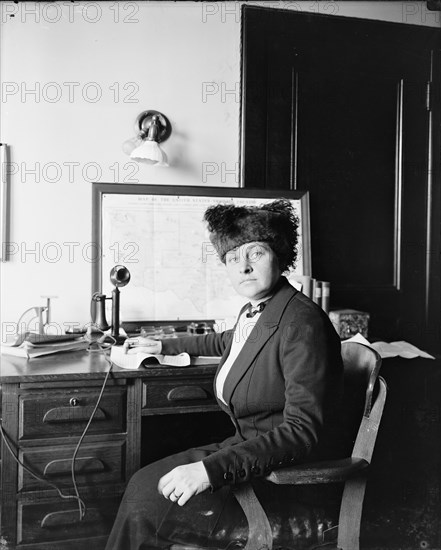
[43,457,105,476]
[167,386,208,401]
[41,508,100,528]
[43,406,106,424]
[69,397,79,406]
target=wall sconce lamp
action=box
[122,110,172,166]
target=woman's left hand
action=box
[158,461,210,506]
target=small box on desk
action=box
[329,309,370,340]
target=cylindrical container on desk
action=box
[187,322,213,335]
[162,325,177,338]
[329,309,370,339]
[321,281,330,314]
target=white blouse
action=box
[215,307,264,405]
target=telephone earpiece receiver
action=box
[110,265,130,287]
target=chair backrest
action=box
[341,342,387,464]
[318,342,384,461]
[341,342,382,417]
[313,342,384,461]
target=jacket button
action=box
[290,457,296,463]
[278,460,283,466]
[223,472,233,481]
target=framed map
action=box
[92,184,310,324]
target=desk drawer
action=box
[17,497,120,544]
[18,440,126,491]
[19,388,126,440]
[142,378,217,410]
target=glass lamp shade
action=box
[122,136,142,155]
[130,139,169,166]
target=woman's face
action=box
[225,241,281,303]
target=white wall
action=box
[1,1,438,338]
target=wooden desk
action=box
[3,351,439,549]
[0,351,220,550]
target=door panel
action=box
[241,6,440,351]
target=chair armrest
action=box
[265,457,369,485]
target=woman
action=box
[105,199,343,550]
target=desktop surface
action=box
[0,349,219,383]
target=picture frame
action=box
[92,183,311,325]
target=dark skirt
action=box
[105,443,340,550]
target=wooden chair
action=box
[171,342,387,550]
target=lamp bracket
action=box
[136,110,172,143]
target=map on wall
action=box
[101,192,306,325]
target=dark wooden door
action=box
[241,6,440,353]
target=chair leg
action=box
[337,477,367,550]
[233,484,273,550]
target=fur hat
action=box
[203,199,299,272]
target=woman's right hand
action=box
[123,336,162,355]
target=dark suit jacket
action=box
[162,277,343,491]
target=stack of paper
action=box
[343,333,435,360]
[1,335,88,359]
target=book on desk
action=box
[110,345,221,370]
[1,333,88,359]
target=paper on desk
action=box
[343,333,435,359]
[110,345,191,369]
[1,339,88,358]
[370,341,435,359]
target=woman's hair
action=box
[203,199,299,272]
